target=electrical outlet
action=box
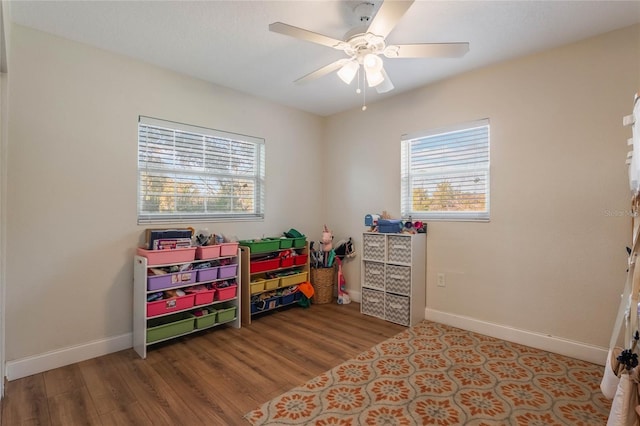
[437,273,446,287]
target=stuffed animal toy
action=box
[321,224,333,252]
[320,225,335,267]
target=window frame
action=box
[401,119,490,222]
[137,116,265,224]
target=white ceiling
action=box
[8,0,640,116]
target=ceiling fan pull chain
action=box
[362,73,367,111]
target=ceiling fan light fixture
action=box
[376,68,394,93]
[363,53,383,73]
[337,60,359,84]
[363,53,384,87]
[365,67,384,87]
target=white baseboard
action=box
[425,308,608,366]
[6,333,132,380]
[4,308,608,379]
[348,289,361,303]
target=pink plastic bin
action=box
[219,242,239,257]
[147,294,195,317]
[147,270,196,291]
[195,245,221,260]
[196,267,219,282]
[193,289,216,306]
[215,284,237,301]
[218,264,238,279]
[137,247,196,266]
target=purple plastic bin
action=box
[147,271,196,291]
[197,267,219,282]
[218,264,238,279]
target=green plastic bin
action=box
[147,312,195,343]
[217,306,237,323]
[279,238,294,249]
[240,239,281,254]
[292,237,306,248]
[195,309,217,329]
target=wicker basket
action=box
[310,266,335,304]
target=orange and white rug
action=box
[245,321,610,425]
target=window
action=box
[137,116,265,224]
[401,119,490,221]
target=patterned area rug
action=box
[245,320,611,425]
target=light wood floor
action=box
[1,303,405,425]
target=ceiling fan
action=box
[269,0,469,98]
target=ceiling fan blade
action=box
[269,22,346,49]
[366,0,414,39]
[385,42,470,58]
[295,59,350,84]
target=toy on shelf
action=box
[364,212,427,234]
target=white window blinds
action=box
[401,119,490,221]
[138,116,265,224]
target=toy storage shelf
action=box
[133,249,241,359]
[360,232,426,326]
[240,241,310,326]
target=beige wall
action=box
[325,24,640,348]
[1,0,11,392]
[6,24,325,361]
[5,20,639,364]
